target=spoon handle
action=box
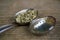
[0,24,13,34]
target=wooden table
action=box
[0,0,60,40]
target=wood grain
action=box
[0,0,60,40]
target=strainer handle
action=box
[0,24,13,34]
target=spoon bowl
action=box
[29,16,56,35]
[14,8,38,25]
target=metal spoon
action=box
[0,8,38,33]
[29,16,56,35]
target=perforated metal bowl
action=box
[15,8,38,25]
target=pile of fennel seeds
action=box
[46,16,56,25]
[16,9,38,24]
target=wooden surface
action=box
[0,0,60,40]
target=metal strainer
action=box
[0,8,38,33]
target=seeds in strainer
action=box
[15,9,38,25]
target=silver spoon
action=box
[29,16,56,35]
[0,8,38,34]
